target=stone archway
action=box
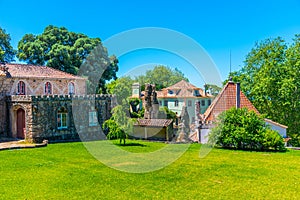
[16,108,26,139]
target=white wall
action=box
[265,121,287,138]
[199,128,211,144]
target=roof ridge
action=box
[166,79,198,89]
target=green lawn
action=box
[0,140,300,199]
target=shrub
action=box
[158,106,177,120]
[208,107,286,151]
[102,118,126,141]
[262,129,286,151]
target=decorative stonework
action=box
[143,84,159,119]
[5,94,113,142]
[0,63,115,143]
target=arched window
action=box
[17,81,26,95]
[45,82,52,95]
[57,107,68,129]
[68,82,75,95]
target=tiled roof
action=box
[203,81,259,121]
[4,63,85,80]
[135,119,173,127]
[166,80,198,89]
[158,80,211,98]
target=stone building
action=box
[0,63,114,142]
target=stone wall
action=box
[6,94,114,142]
[0,77,14,136]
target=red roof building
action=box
[198,81,288,142]
[2,63,86,95]
[203,81,259,122]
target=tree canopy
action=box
[17,25,118,93]
[106,76,134,105]
[136,65,189,90]
[0,27,15,63]
[228,35,300,145]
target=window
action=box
[68,82,75,95]
[164,100,168,107]
[174,100,179,107]
[159,101,162,106]
[188,100,192,107]
[57,107,68,129]
[17,81,26,95]
[208,99,211,106]
[89,111,98,126]
[201,100,205,106]
[45,82,52,95]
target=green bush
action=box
[262,129,286,151]
[158,106,177,120]
[102,118,126,142]
[208,107,286,151]
[288,134,300,147]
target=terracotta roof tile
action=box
[166,80,198,89]
[158,80,209,98]
[135,119,173,127]
[204,81,259,121]
[5,63,85,80]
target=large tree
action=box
[228,35,300,145]
[17,25,118,93]
[0,27,15,63]
[107,65,188,100]
[106,76,134,104]
[136,65,189,90]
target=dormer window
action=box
[194,90,200,97]
[17,81,26,95]
[68,82,75,95]
[168,90,174,95]
[45,82,52,95]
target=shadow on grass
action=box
[115,142,148,147]
[215,146,287,153]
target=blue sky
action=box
[1,0,299,86]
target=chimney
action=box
[236,82,240,108]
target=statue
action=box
[143,84,159,119]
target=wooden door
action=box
[17,108,25,139]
